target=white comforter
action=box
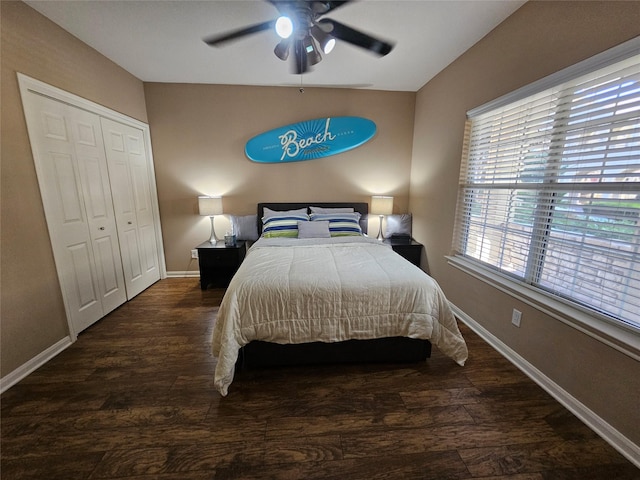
[212,236,468,396]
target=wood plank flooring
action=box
[2,278,638,479]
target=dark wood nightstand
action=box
[383,238,423,266]
[196,241,246,289]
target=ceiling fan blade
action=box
[203,20,275,46]
[318,18,394,56]
[313,1,352,15]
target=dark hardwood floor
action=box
[2,278,638,479]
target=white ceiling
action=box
[25,0,526,92]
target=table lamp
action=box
[371,195,393,240]
[198,196,223,243]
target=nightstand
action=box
[383,238,423,266]
[196,241,246,289]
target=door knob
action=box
[99,227,105,230]
[127,221,133,225]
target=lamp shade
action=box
[198,196,223,216]
[275,15,293,39]
[371,195,393,215]
[274,38,291,60]
[311,25,335,54]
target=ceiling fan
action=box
[203,0,395,75]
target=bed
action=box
[211,202,468,396]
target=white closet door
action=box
[22,94,127,334]
[101,118,161,298]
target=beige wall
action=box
[1,1,416,375]
[2,0,638,455]
[410,1,640,446]
[1,1,148,376]
[144,83,415,272]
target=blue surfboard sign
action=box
[245,116,376,163]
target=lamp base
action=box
[209,215,219,244]
[376,215,384,241]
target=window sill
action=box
[446,255,640,361]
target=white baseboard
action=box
[0,336,73,394]
[0,272,198,393]
[449,303,640,469]
[166,270,200,278]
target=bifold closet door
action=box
[100,118,161,299]
[22,93,127,334]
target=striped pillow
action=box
[262,214,309,238]
[309,213,363,237]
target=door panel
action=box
[72,108,127,315]
[91,228,126,314]
[94,237,119,291]
[83,156,109,219]
[43,111,68,141]
[28,96,104,332]
[140,224,158,274]
[101,118,160,298]
[68,242,99,311]
[51,153,85,225]
[124,229,143,280]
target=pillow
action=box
[309,206,355,214]
[262,207,307,219]
[309,213,363,237]
[310,211,361,221]
[262,214,308,238]
[297,220,331,238]
[385,213,412,237]
[229,214,259,241]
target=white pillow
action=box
[262,207,308,219]
[229,214,259,241]
[297,220,331,238]
[309,206,355,214]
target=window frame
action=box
[449,36,640,360]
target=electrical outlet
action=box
[511,309,522,327]
[191,249,198,259]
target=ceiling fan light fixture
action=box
[311,25,335,54]
[274,38,290,61]
[275,16,293,38]
[302,35,322,66]
[322,37,336,54]
[204,1,396,76]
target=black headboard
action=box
[257,202,369,235]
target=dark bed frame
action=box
[235,202,432,370]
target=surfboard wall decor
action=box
[245,116,376,163]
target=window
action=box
[452,43,640,334]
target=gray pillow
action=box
[385,213,412,237]
[309,206,355,214]
[229,214,259,241]
[297,220,331,238]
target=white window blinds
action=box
[453,53,640,331]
